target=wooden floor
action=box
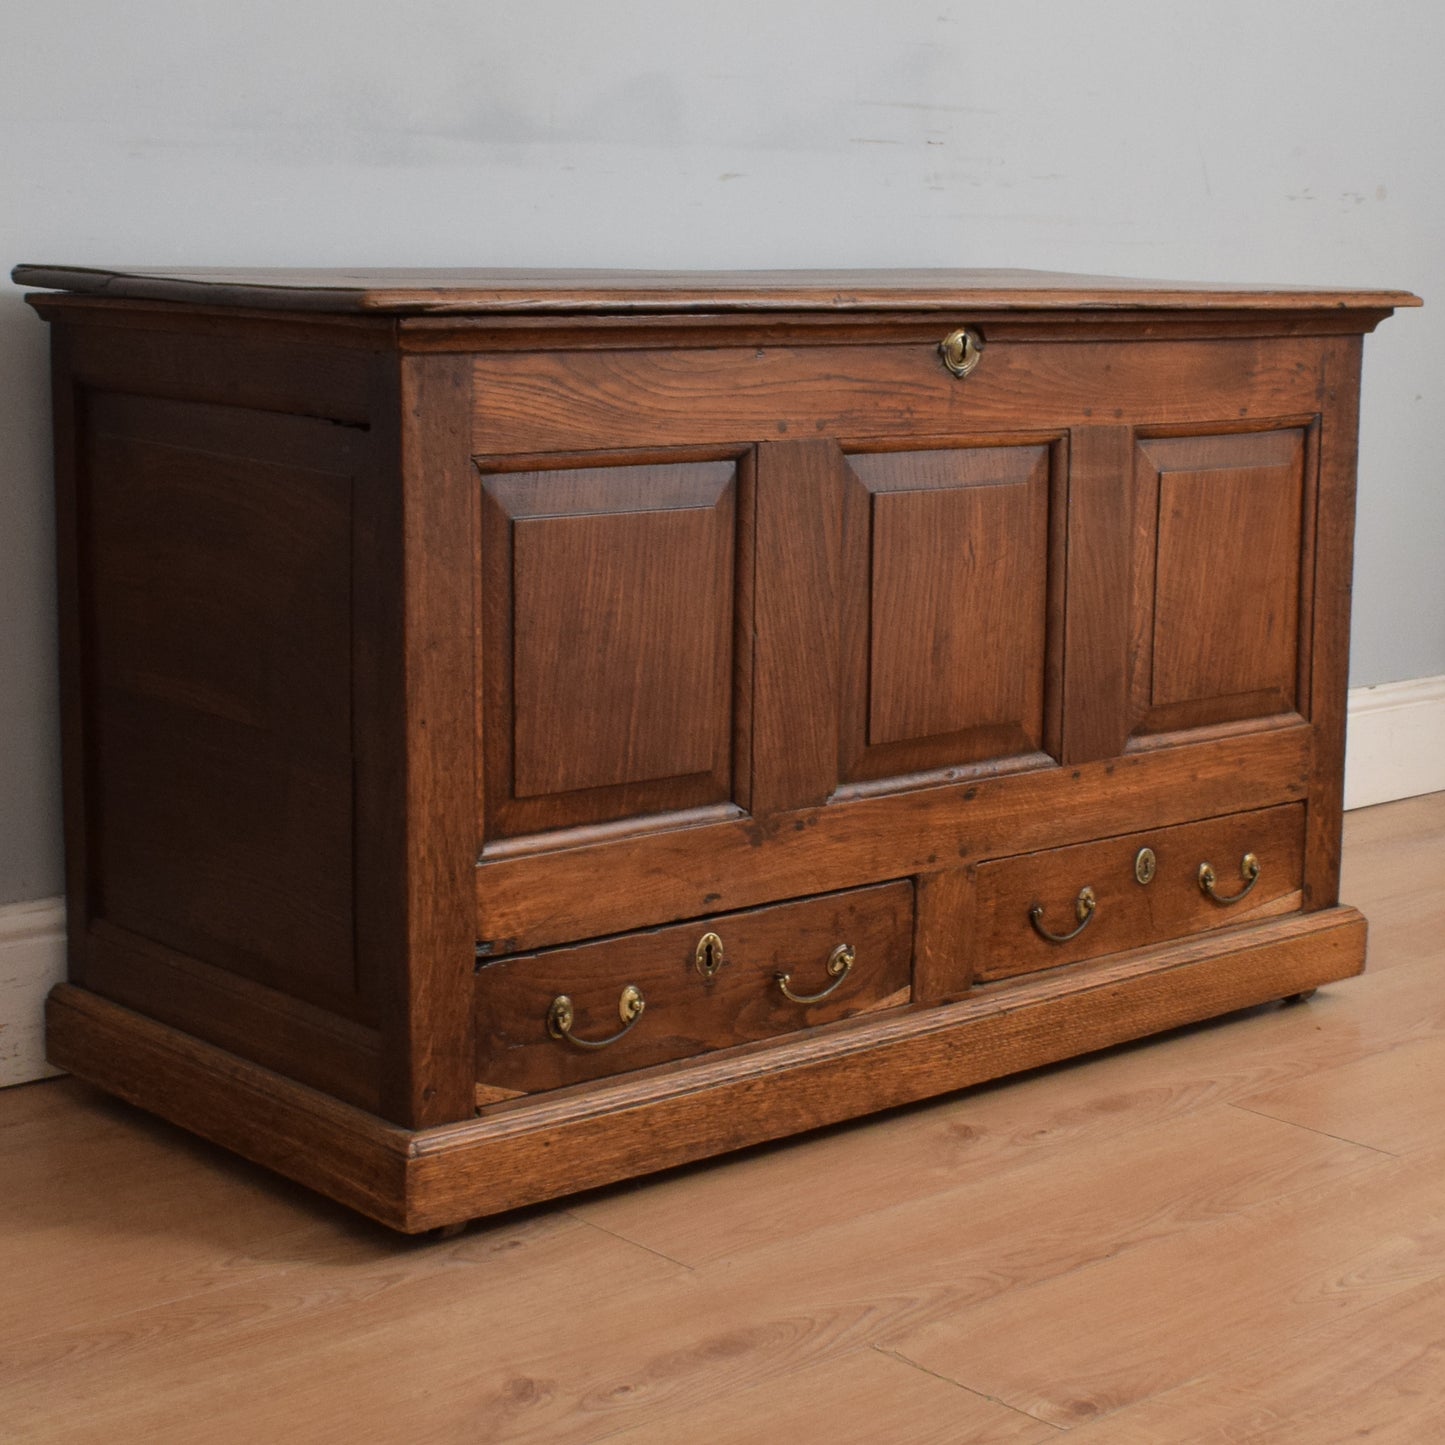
[5,793,1445,1443]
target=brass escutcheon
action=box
[694,931,726,979]
[939,326,984,378]
[1134,847,1157,886]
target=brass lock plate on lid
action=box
[939,326,984,378]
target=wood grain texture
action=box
[1060,424,1135,763]
[1133,427,1309,735]
[911,866,977,1002]
[476,725,1314,952]
[85,393,357,747]
[14,262,1421,314]
[840,442,1056,780]
[750,440,844,813]
[883,1140,1445,1429]
[480,458,739,837]
[475,882,913,1093]
[1152,464,1300,708]
[90,694,355,1002]
[4,795,1435,1444]
[1235,1030,1445,1157]
[382,354,478,1126]
[43,312,410,1112]
[1057,1278,1445,1443]
[605,1348,1059,1445]
[569,1004,1394,1273]
[44,985,413,1228]
[471,338,1332,454]
[39,907,1365,1232]
[1304,337,1365,910]
[409,907,1364,1228]
[81,920,382,1112]
[60,314,379,421]
[25,268,1410,1255]
[973,803,1306,980]
[513,510,718,792]
[77,390,365,1016]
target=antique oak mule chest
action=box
[15,264,1418,1232]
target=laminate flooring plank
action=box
[674,1103,1386,1303]
[1235,1031,1445,1157]
[3,1213,686,1445]
[0,1083,401,1350]
[1339,790,1445,966]
[569,801,1436,1273]
[882,1143,1445,1429]
[1057,1270,1445,1443]
[573,1044,1387,1270]
[1,792,1442,1444]
[573,952,1445,1269]
[2,1107,1373,1443]
[572,1069,1220,1269]
[596,1347,1061,1445]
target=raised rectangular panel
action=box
[840,443,1058,783]
[512,507,719,796]
[82,394,360,1011]
[1152,465,1301,706]
[480,457,742,839]
[1131,429,1311,738]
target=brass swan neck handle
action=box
[1030,885,1098,944]
[546,985,645,1049]
[776,943,856,1005]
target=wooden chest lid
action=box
[9,263,1422,318]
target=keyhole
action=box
[695,931,725,979]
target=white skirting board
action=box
[0,677,1440,1088]
[0,898,66,1088]
[1344,674,1445,812]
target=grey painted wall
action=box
[1,1,1440,906]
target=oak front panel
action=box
[475,881,913,1094]
[471,339,1328,455]
[1130,428,1312,739]
[841,441,1059,782]
[479,457,745,839]
[974,803,1306,981]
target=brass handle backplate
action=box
[546,984,645,1050]
[776,943,855,1005]
[1030,885,1097,944]
[939,327,984,379]
[1199,852,1261,905]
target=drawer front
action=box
[476,881,914,1094]
[974,803,1306,982]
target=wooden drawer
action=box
[974,804,1306,982]
[476,881,914,1095]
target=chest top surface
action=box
[10,262,1421,317]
